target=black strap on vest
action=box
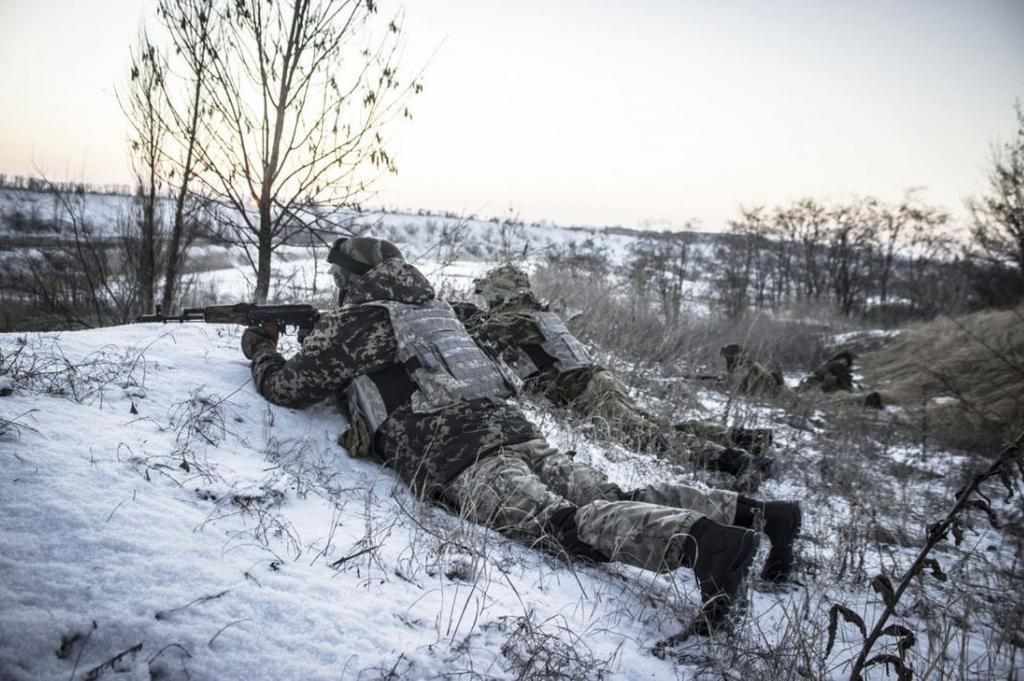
[364,363,418,414]
[523,343,557,372]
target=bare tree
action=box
[155,0,217,311]
[624,229,699,326]
[825,199,876,316]
[779,198,830,303]
[714,219,758,319]
[742,209,775,310]
[711,195,954,320]
[873,196,905,306]
[122,31,168,313]
[865,193,948,308]
[183,0,418,302]
[767,207,796,305]
[902,217,959,315]
[968,102,1024,283]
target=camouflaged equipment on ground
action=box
[529,310,595,374]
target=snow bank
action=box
[0,324,701,680]
[2,311,1015,680]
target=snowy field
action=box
[0,322,777,681]
[0,187,643,264]
[0,186,722,318]
[185,255,497,306]
[3,318,1019,680]
[2,255,1021,679]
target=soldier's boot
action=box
[734,496,802,583]
[683,518,760,635]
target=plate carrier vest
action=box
[345,300,516,452]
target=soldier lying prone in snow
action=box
[241,237,802,637]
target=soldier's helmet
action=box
[720,343,745,373]
[327,237,404,303]
[828,350,855,368]
[473,264,532,308]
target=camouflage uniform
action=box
[246,243,741,571]
[720,344,788,398]
[455,269,766,476]
[449,439,737,569]
[798,350,855,393]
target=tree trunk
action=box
[141,182,156,313]
[162,211,183,311]
[163,73,204,311]
[162,191,186,312]
[255,199,273,303]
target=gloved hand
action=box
[241,322,279,360]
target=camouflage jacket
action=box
[250,258,540,494]
[453,294,603,406]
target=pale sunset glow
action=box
[1,0,1022,229]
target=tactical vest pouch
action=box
[342,415,373,459]
[343,374,389,458]
[535,311,594,372]
[509,347,541,381]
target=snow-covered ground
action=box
[183,255,496,306]
[2,259,1021,680]
[1,323,776,681]
[0,324,638,680]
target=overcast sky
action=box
[1,0,1021,230]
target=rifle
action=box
[135,303,320,336]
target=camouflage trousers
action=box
[572,371,733,468]
[447,439,738,573]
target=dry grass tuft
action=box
[530,264,835,378]
[862,305,1024,451]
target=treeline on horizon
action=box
[2,145,1024,333]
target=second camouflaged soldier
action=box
[799,350,856,393]
[454,265,775,484]
[242,238,802,636]
[720,343,789,399]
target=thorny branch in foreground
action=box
[829,429,1024,681]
